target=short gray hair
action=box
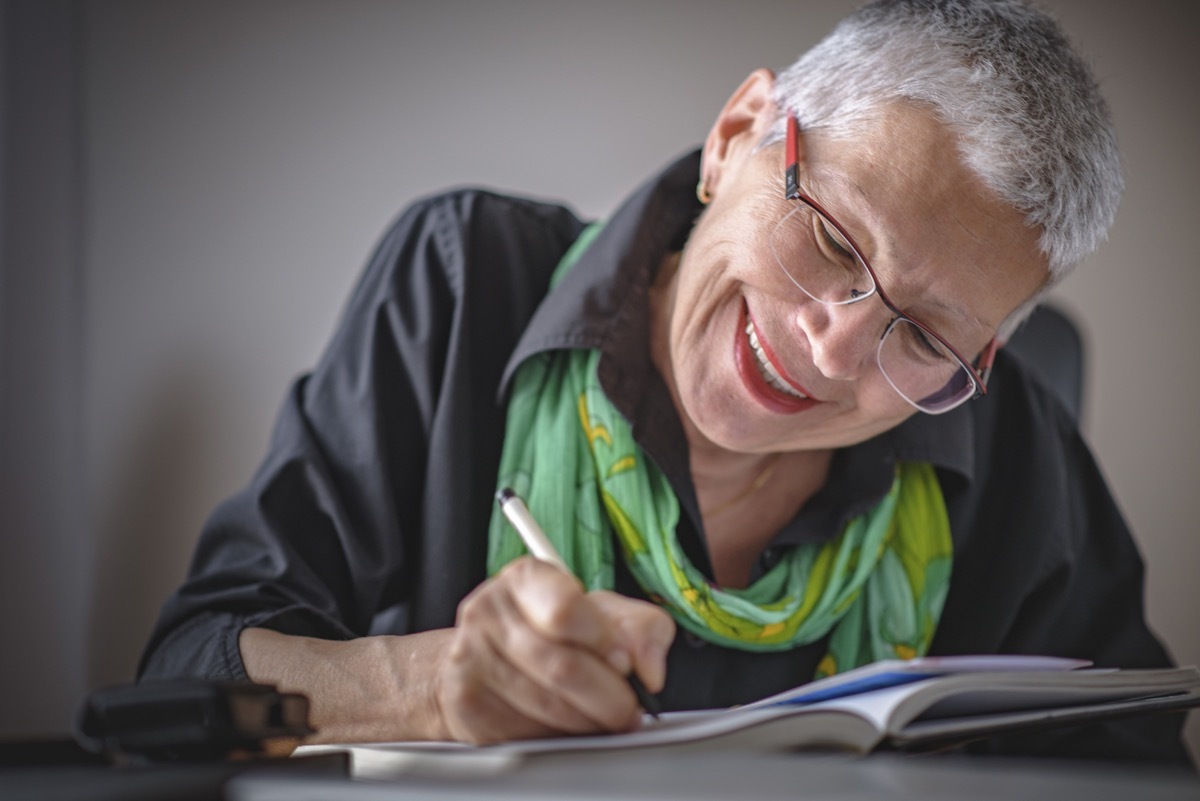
[765,0,1122,337]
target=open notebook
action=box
[294,655,1200,778]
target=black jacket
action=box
[140,153,1189,764]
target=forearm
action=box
[238,626,454,744]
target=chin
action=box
[820,409,918,449]
[695,399,916,454]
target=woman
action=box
[140,0,1188,762]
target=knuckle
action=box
[501,555,540,583]
[444,633,473,666]
[456,588,493,629]
[541,649,582,687]
[539,593,583,635]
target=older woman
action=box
[140,0,1188,762]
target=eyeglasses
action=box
[772,111,996,415]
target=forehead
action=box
[798,103,1048,333]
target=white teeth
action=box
[746,321,807,399]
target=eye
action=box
[817,219,857,266]
[900,321,953,363]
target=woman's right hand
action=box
[433,557,676,744]
[239,557,675,746]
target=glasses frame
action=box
[782,111,996,413]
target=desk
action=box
[0,747,346,801]
[226,750,1199,801]
[3,742,1195,800]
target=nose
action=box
[793,299,884,383]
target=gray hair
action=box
[765,0,1122,338]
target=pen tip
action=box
[495,487,515,505]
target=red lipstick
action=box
[734,303,819,414]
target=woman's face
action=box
[655,80,1048,457]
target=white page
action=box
[742,655,1090,710]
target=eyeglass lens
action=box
[768,200,976,414]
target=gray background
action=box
[2,0,1196,758]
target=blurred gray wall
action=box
[1,0,1197,756]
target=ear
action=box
[700,68,778,200]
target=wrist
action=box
[238,626,455,744]
[359,630,455,742]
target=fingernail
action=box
[606,647,632,675]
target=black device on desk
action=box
[75,679,313,763]
[0,680,342,801]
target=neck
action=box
[692,446,830,509]
[700,447,833,588]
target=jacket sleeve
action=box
[138,190,582,682]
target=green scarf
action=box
[488,226,952,676]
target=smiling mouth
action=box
[745,319,808,399]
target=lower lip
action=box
[734,303,819,415]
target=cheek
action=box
[820,376,919,447]
[855,372,915,418]
[686,192,782,276]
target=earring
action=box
[696,179,712,205]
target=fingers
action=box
[502,560,625,670]
[437,558,646,744]
[589,590,677,692]
[469,566,638,728]
[438,623,599,742]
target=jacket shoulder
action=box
[339,187,587,324]
[384,187,586,275]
